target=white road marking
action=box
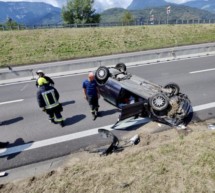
[0,99,24,106]
[190,68,215,74]
[0,118,149,156]
[0,101,215,157]
[0,80,33,87]
[193,102,215,112]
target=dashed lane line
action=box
[190,68,215,74]
[0,99,24,106]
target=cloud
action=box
[1,0,195,8]
[165,0,194,4]
[1,0,133,8]
[95,0,132,9]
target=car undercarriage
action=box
[95,63,193,127]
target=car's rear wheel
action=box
[164,83,180,96]
[115,63,127,73]
[95,66,110,85]
[149,93,169,111]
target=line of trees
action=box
[62,0,134,24]
[0,17,19,28]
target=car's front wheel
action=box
[164,82,180,96]
[95,66,110,85]
[149,93,169,111]
[115,63,127,73]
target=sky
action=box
[0,0,195,8]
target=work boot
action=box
[94,110,98,117]
[92,113,96,121]
[60,121,65,127]
[49,119,57,124]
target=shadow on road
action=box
[113,120,150,132]
[64,114,86,126]
[99,109,119,117]
[61,100,75,107]
[0,138,33,160]
[1,117,24,126]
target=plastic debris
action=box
[0,171,7,177]
[176,124,187,130]
[129,134,140,145]
[98,129,120,156]
[208,124,215,130]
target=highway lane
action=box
[0,55,215,170]
[128,55,215,105]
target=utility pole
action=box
[149,9,154,25]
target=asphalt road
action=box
[0,55,215,170]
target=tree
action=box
[5,17,19,27]
[62,0,100,24]
[121,11,134,24]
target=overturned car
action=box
[95,63,193,127]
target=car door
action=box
[118,101,145,121]
[99,78,122,106]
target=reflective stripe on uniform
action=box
[42,89,59,109]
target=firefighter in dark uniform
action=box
[83,72,100,120]
[36,70,54,87]
[37,77,64,127]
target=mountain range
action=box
[101,5,215,23]
[184,0,215,13]
[128,0,167,10]
[0,0,215,25]
[128,0,215,13]
[0,1,62,25]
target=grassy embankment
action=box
[1,24,215,67]
[1,121,215,193]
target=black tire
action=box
[164,83,180,96]
[95,66,110,85]
[149,93,169,111]
[115,63,127,73]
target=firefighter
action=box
[36,70,54,87]
[83,72,100,120]
[37,77,64,127]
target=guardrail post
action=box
[171,50,176,59]
[30,69,35,80]
[156,53,160,62]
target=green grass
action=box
[1,24,215,67]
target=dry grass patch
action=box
[1,121,215,193]
[1,24,215,67]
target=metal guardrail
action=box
[1,19,215,31]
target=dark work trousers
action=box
[45,105,63,123]
[87,95,99,114]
